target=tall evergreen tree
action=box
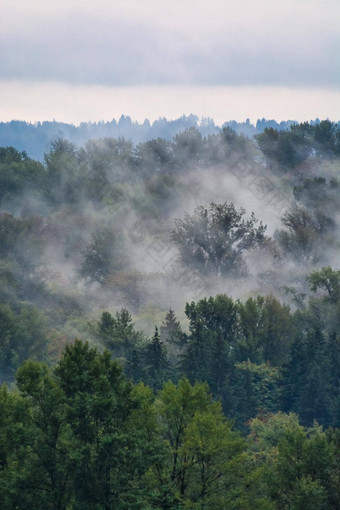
[182,295,238,410]
[54,340,153,509]
[160,309,185,347]
[144,327,169,390]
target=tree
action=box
[160,309,185,347]
[234,361,281,427]
[236,295,294,366]
[0,213,44,271]
[293,177,339,212]
[172,127,203,170]
[143,327,169,390]
[276,206,335,264]
[0,303,48,383]
[78,137,135,202]
[278,123,312,168]
[307,267,340,303]
[282,323,333,427]
[170,202,267,277]
[0,342,160,509]
[0,361,73,510]
[269,424,334,509]
[54,340,153,509]
[249,414,338,509]
[149,377,261,509]
[255,123,312,170]
[135,137,173,176]
[97,309,144,380]
[44,138,81,204]
[98,308,136,344]
[249,411,302,460]
[0,385,32,508]
[0,147,47,206]
[160,309,186,382]
[80,226,126,283]
[313,120,340,157]
[181,294,239,411]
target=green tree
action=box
[313,120,340,157]
[0,147,47,206]
[0,343,161,509]
[80,226,126,283]
[172,127,203,170]
[160,308,185,347]
[171,202,267,277]
[234,361,281,427]
[236,295,294,366]
[160,309,186,382]
[78,137,135,202]
[135,137,173,176]
[97,309,144,380]
[276,206,335,264]
[0,213,44,271]
[0,303,48,383]
[0,384,30,508]
[269,424,333,509]
[307,266,340,303]
[293,177,339,212]
[149,377,263,508]
[249,414,338,509]
[282,322,333,427]
[0,361,73,510]
[54,340,153,509]
[255,123,312,171]
[144,327,169,390]
[182,295,238,405]
[44,138,82,204]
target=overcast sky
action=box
[1,0,339,124]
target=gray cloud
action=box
[1,4,339,88]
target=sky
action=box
[1,0,339,125]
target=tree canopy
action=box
[170,202,267,277]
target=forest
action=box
[0,119,340,508]
[0,116,313,161]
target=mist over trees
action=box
[0,115,331,161]
[0,119,340,508]
[170,202,267,277]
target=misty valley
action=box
[0,120,340,509]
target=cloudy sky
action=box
[1,0,339,124]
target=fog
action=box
[1,123,338,339]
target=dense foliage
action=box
[1,341,339,509]
[0,119,339,507]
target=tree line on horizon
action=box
[0,114,334,161]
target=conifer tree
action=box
[160,309,185,347]
[144,327,169,390]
